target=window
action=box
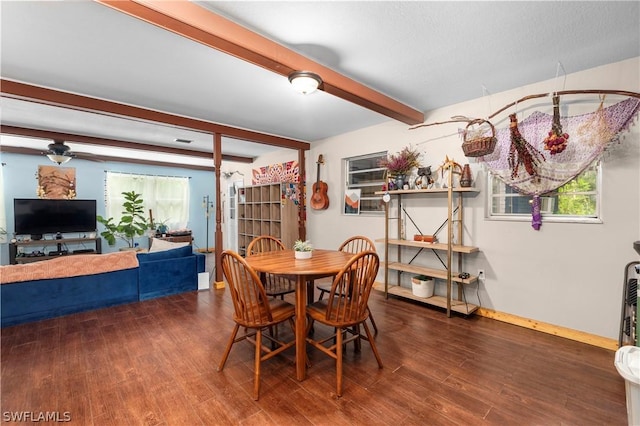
[105,172,190,229]
[344,152,387,214]
[488,161,601,223]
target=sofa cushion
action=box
[137,244,193,262]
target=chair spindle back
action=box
[338,235,376,254]
[247,235,286,255]
[221,250,273,327]
[325,250,379,324]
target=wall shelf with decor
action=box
[237,183,298,256]
[375,180,480,317]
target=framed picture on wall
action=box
[344,189,361,215]
[37,165,76,199]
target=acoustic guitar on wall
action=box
[310,154,329,210]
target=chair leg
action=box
[362,322,383,369]
[318,288,326,301]
[353,325,361,352]
[367,306,379,334]
[336,326,343,397]
[217,324,240,372]
[253,328,262,400]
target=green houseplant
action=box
[97,191,149,247]
[293,239,313,259]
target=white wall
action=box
[241,58,640,340]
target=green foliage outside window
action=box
[556,166,597,216]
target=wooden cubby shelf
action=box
[237,183,298,256]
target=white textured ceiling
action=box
[1,1,639,166]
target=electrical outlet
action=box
[477,269,485,282]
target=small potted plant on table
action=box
[293,239,313,259]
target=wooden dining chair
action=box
[305,250,383,397]
[316,235,379,332]
[217,250,297,400]
[246,235,296,299]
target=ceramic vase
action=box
[460,164,473,187]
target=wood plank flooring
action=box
[1,284,629,425]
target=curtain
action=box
[105,172,190,230]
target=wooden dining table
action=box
[244,248,354,381]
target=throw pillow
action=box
[138,244,193,263]
[149,238,190,253]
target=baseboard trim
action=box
[476,308,617,351]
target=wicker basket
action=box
[462,119,497,157]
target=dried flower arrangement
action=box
[508,113,546,179]
[378,145,422,177]
[543,95,570,155]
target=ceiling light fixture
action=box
[45,140,75,165]
[288,71,322,95]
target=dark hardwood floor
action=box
[1,283,628,425]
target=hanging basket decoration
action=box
[543,95,569,155]
[508,113,546,179]
[462,118,497,157]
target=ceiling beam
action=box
[0,125,253,163]
[96,0,425,125]
[0,145,215,172]
[0,79,311,152]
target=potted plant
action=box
[293,239,313,259]
[155,219,170,236]
[379,145,422,189]
[97,191,149,248]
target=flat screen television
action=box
[14,198,97,236]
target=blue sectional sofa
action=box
[1,247,206,327]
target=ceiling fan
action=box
[44,140,76,165]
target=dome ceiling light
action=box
[288,71,323,95]
[45,140,76,165]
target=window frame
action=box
[486,160,602,224]
[104,171,190,229]
[343,151,387,215]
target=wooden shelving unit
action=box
[375,181,480,317]
[237,183,298,256]
[10,237,102,264]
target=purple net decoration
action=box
[484,97,640,195]
[531,195,542,231]
[481,96,640,229]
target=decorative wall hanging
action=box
[488,98,640,229]
[411,89,640,230]
[37,165,76,199]
[485,97,640,195]
[542,95,569,155]
[282,182,301,205]
[507,113,546,180]
[252,160,299,185]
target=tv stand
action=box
[9,237,102,264]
